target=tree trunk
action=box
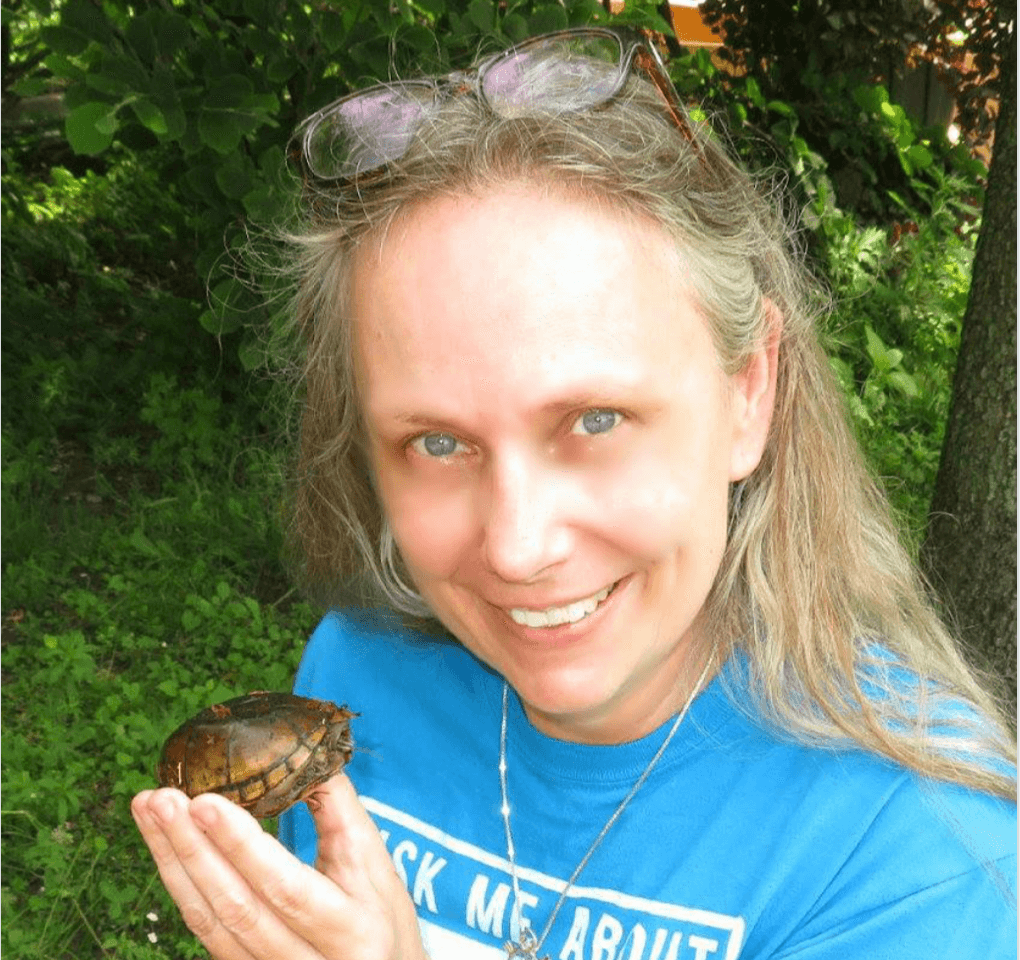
[920,36,1017,707]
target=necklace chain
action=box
[499,651,716,959]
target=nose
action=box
[481,452,574,583]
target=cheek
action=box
[380,479,477,578]
[594,445,732,563]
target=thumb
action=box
[306,774,398,895]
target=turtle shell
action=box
[156,691,356,818]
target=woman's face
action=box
[353,184,776,744]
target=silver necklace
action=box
[498,651,716,960]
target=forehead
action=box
[349,183,721,414]
[364,182,673,274]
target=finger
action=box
[136,790,320,960]
[302,777,426,960]
[306,774,401,897]
[132,789,257,960]
[190,791,391,956]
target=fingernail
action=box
[151,792,177,825]
[190,804,219,831]
[130,799,150,827]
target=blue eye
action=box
[412,433,462,458]
[572,409,621,436]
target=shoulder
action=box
[715,711,1016,956]
[281,607,502,865]
[714,652,1017,870]
[297,607,486,695]
[763,768,1017,958]
[695,659,1016,955]
[294,606,501,761]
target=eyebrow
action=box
[375,389,661,433]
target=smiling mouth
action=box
[508,581,619,629]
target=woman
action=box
[132,28,1016,960]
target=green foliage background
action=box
[1,0,985,955]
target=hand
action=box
[131,774,426,960]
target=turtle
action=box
[156,691,357,818]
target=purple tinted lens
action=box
[305,83,438,180]
[481,34,623,116]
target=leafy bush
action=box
[24,0,673,368]
[668,41,982,537]
[819,167,979,535]
[1,149,315,959]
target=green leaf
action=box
[184,162,222,205]
[95,110,119,134]
[129,527,162,559]
[502,12,529,42]
[238,337,265,371]
[414,0,446,15]
[197,109,247,153]
[828,355,854,390]
[65,102,118,155]
[86,72,130,96]
[887,371,919,398]
[150,64,187,139]
[788,134,812,164]
[162,103,187,140]
[905,144,932,171]
[241,91,280,116]
[864,324,906,375]
[61,0,114,44]
[864,324,886,364]
[158,12,193,58]
[467,0,494,32]
[11,77,50,96]
[528,5,569,34]
[317,11,349,52]
[214,152,254,200]
[207,279,246,318]
[767,99,796,119]
[99,50,150,94]
[45,51,86,83]
[130,98,168,135]
[852,84,886,112]
[267,53,300,84]
[125,11,159,63]
[609,4,672,32]
[566,0,607,27]
[243,0,275,26]
[199,308,237,336]
[242,182,285,221]
[40,24,89,55]
[745,77,764,107]
[206,74,255,109]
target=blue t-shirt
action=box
[279,609,1017,959]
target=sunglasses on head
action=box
[296,27,696,184]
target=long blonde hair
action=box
[281,71,1016,799]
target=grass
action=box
[1,151,320,958]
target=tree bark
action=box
[920,35,1017,707]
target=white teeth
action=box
[509,584,614,628]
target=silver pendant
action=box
[504,927,549,960]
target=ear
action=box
[728,300,782,482]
